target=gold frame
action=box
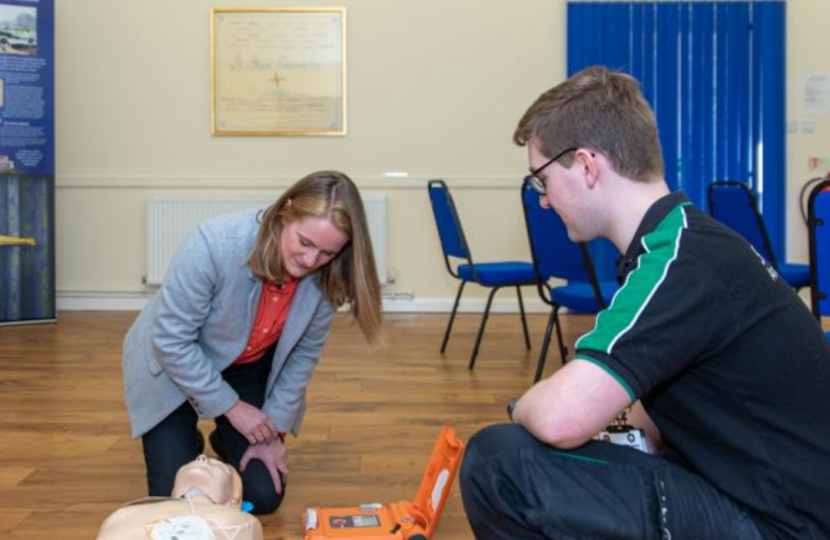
[210,7,346,136]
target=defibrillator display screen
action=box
[329,515,381,528]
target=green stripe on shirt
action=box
[576,204,689,356]
[573,355,636,402]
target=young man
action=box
[459,66,830,540]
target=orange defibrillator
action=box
[302,426,464,540]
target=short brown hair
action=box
[249,171,382,344]
[514,66,665,182]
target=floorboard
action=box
[0,310,595,539]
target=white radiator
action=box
[146,195,387,286]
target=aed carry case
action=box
[302,425,464,540]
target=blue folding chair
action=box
[521,179,620,382]
[428,180,537,369]
[808,179,830,342]
[708,181,810,290]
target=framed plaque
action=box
[211,7,346,136]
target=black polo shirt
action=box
[575,192,830,540]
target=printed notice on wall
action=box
[803,74,830,117]
[0,0,54,175]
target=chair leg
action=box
[516,286,531,350]
[469,287,500,370]
[440,281,467,353]
[534,307,558,383]
[554,308,569,364]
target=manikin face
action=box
[280,215,349,278]
[528,140,597,243]
[172,455,241,507]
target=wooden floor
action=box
[0,310,595,540]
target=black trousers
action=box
[460,424,767,540]
[141,350,285,515]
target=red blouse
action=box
[233,278,299,365]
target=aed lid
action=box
[411,425,465,535]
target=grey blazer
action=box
[123,209,336,439]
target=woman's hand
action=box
[240,438,289,495]
[224,400,279,444]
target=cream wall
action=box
[785,0,830,265]
[55,0,565,311]
[54,0,830,311]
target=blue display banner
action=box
[0,0,55,325]
[0,0,53,175]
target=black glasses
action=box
[524,147,579,195]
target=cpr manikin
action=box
[96,455,263,540]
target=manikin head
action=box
[172,455,243,509]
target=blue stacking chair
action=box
[427,180,537,369]
[521,179,620,382]
[808,179,830,342]
[708,181,810,290]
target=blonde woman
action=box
[123,171,382,514]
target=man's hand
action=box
[224,401,279,444]
[240,438,289,495]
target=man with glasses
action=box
[460,66,830,540]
